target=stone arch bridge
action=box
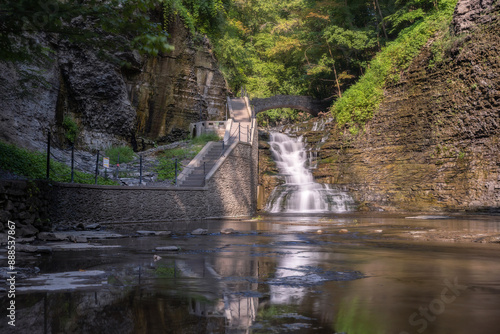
[250,95,333,117]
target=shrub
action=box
[105,145,136,165]
[190,132,221,145]
[156,157,180,181]
[0,140,117,185]
[62,115,79,143]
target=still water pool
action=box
[2,214,500,333]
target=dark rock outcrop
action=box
[451,0,497,34]
[0,17,228,152]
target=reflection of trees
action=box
[335,297,387,334]
[1,288,230,334]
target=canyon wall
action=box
[307,0,500,212]
[0,17,228,152]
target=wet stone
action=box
[17,245,53,254]
[17,237,36,243]
[38,232,69,241]
[221,228,236,234]
[63,231,125,240]
[191,228,208,235]
[85,223,101,230]
[137,230,156,236]
[16,224,39,237]
[68,235,88,243]
[406,215,451,219]
[48,243,122,251]
[0,267,41,279]
[155,231,172,236]
[155,246,179,251]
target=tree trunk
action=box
[374,0,388,40]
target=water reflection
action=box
[2,215,500,333]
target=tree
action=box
[0,0,174,63]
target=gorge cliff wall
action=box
[306,0,500,212]
[0,17,228,152]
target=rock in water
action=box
[191,228,208,235]
[155,246,179,251]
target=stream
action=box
[2,214,500,334]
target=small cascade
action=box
[266,132,355,213]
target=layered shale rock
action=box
[128,17,228,150]
[307,0,500,212]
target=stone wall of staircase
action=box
[47,124,258,227]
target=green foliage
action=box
[332,0,457,130]
[0,140,117,185]
[155,133,220,181]
[190,132,221,145]
[62,116,79,144]
[105,146,137,165]
[155,147,193,181]
[385,0,439,34]
[132,34,174,57]
[162,0,228,35]
[155,264,177,278]
[0,0,173,62]
[335,297,387,334]
[156,158,179,181]
[213,0,389,98]
[257,108,311,127]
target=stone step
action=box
[180,181,204,187]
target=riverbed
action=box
[1,213,500,333]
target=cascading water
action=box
[266,132,355,213]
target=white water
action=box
[266,132,355,213]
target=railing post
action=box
[46,131,51,180]
[175,159,178,186]
[238,123,241,142]
[139,155,143,185]
[71,144,74,183]
[95,150,99,185]
[116,152,120,179]
[247,125,249,142]
[203,162,206,187]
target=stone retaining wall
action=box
[0,180,51,236]
[49,126,258,226]
[2,125,258,231]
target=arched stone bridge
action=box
[250,95,333,117]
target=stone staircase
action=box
[177,96,254,187]
[177,142,223,187]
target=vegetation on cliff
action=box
[205,0,459,127]
[1,0,460,125]
[332,0,458,133]
[0,0,465,143]
[0,0,173,64]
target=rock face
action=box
[451,0,497,34]
[129,18,228,150]
[0,34,60,153]
[0,180,51,236]
[307,1,500,212]
[0,17,228,152]
[257,133,281,211]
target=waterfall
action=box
[266,132,355,213]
